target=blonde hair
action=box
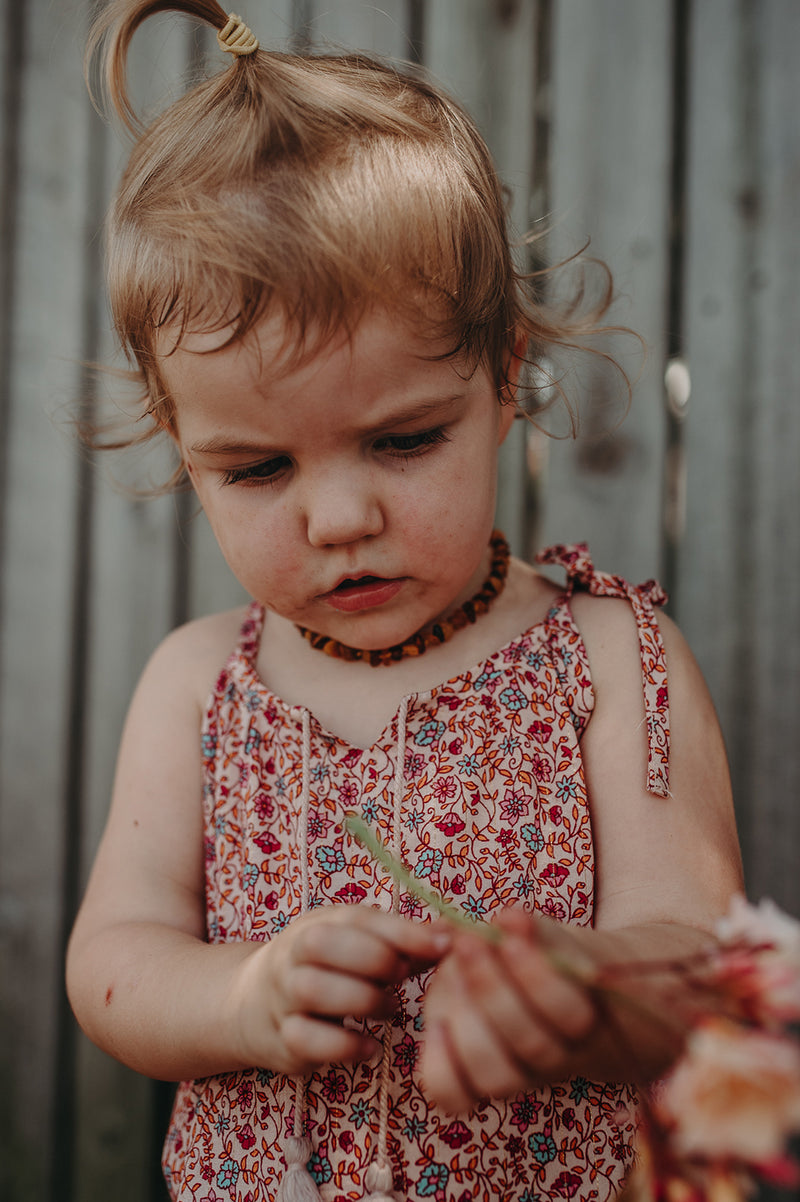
[87,0,618,469]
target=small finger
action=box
[281,1013,380,1071]
[420,1018,476,1114]
[450,937,574,1075]
[287,964,397,1021]
[497,934,597,1042]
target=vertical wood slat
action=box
[537,0,674,584]
[422,0,536,556]
[0,1,94,1197]
[676,0,800,916]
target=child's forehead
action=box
[158,304,470,382]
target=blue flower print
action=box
[514,877,535,898]
[521,1191,541,1202]
[555,779,579,803]
[500,734,520,756]
[521,823,545,853]
[244,727,261,754]
[275,775,286,796]
[245,689,262,712]
[403,1114,428,1140]
[316,845,346,874]
[310,761,329,782]
[474,668,502,690]
[417,1162,449,1196]
[529,1131,556,1164]
[416,846,444,879]
[214,814,227,837]
[242,863,259,889]
[499,686,528,712]
[362,796,379,823]
[307,1151,333,1184]
[216,1158,240,1189]
[558,646,573,667]
[526,650,546,670]
[271,910,293,934]
[569,1077,591,1103]
[413,1011,425,1031]
[201,732,217,758]
[462,895,488,919]
[349,1098,372,1128]
[213,1114,230,1135]
[405,808,424,831]
[415,719,447,746]
[256,1067,274,1085]
[457,753,480,775]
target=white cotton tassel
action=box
[363,1158,397,1201]
[275,1136,322,1202]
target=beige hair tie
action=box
[217,12,259,56]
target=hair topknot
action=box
[86,0,623,465]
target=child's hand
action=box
[420,909,598,1112]
[230,905,450,1076]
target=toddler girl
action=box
[67,3,743,1200]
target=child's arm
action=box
[420,597,744,1111]
[66,616,448,1081]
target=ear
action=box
[497,331,528,445]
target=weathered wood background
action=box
[1,1,798,1199]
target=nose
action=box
[303,468,385,547]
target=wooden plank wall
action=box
[0,2,798,1199]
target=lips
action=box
[321,574,405,613]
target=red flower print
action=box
[552,1171,583,1197]
[541,862,569,888]
[448,738,463,755]
[560,1107,576,1130]
[500,788,531,823]
[543,898,567,919]
[439,693,462,710]
[450,874,466,895]
[497,829,517,848]
[321,1070,348,1103]
[532,754,551,782]
[510,1095,541,1131]
[236,1123,256,1149]
[657,685,668,707]
[262,891,278,910]
[237,1081,254,1108]
[440,1120,471,1148]
[342,748,362,768]
[549,805,563,825]
[529,720,552,742]
[393,1032,418,1077]
[435,811,465,837]
[338,780,358,805]
[433,776,457,803]
[338,1130,355,1153]
[253,791,274,820]
[336,882,367,902]
[253,832,280,855]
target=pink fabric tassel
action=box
[275,1136,322,1202]
[363,1158,397,1201]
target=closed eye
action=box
[374,427,451,459]
[220,456,291,487]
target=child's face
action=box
[161,308,516,649]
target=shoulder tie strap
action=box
[537,543,671,798]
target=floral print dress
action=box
[162,544,670,1202]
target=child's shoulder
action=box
[138,606,251,706]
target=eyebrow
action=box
[188,394,466,456]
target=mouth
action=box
[321,574,405,613]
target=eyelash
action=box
[219,427,451,487]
